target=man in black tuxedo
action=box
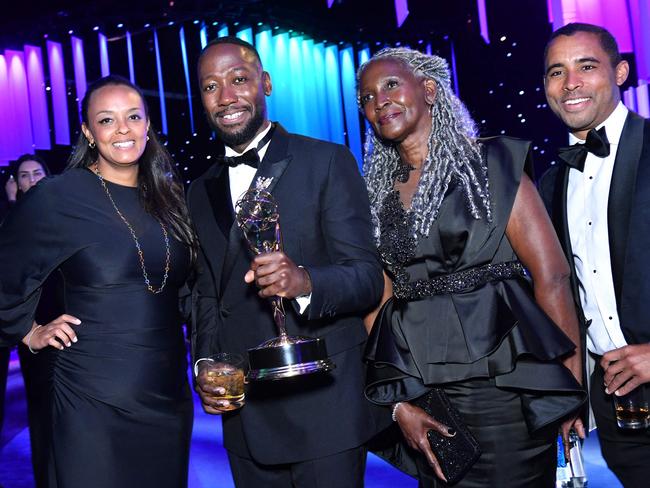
[187,37,388,487]
[540,23,650,486]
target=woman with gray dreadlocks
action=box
[358,47,586,487]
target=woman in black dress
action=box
[358,48,586,486]
[0,75,196,487]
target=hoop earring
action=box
[89,141,96,149]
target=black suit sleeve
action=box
[190,246,221,362]
[305,145,383,320]
[537,166,559,217]
[186,182,222,363]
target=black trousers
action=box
[227,446,367,488]
[591,360,650,488]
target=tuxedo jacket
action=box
[539,111,650,349]
[187,124,389,464]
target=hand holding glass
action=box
[197,353,246,411]
[613,384,650,429]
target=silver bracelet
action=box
[27,325,43,354]
[391,402,403,422]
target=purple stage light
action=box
[179,27,195,134]
[0,55,11,165]
[24,45,51,150]
[46,41,70,145]
[450,41,460,96]
[629,0,650,81]
[636,83,649,117]
[395,0,409,27]
[477,0,490,43]
[7,50,35,155]
[126,31,136,84]
[153,30,168,135]
[99,33,110,76]
[71,37,87,119]
[549,0,632,51]
[624,87,637,112]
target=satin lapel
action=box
[219,221,247,293]
[219,124,293,294]
[607,112,644,307]
[204,164,235,239]
[552,165,572,259]
[250,123,292,195]
[552,164,584,307]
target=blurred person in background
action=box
[0,153,58,488]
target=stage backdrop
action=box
[0,0,647,180]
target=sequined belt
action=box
[393,260,527,300]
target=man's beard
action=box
[209,106,266,149]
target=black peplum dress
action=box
[365,137,586,487]
[0,168,193,488]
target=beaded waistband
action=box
[393,260,527,301]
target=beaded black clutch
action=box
[413,388,482,485]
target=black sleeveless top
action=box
[365,136,585,433]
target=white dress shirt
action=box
[566,102,629,355]
[225,122,273,207]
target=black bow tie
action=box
[217,149,259,169]
[558,126,611,172]
[216,123,276,169]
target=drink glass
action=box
[614,384,650,429]
[197,353,246,411]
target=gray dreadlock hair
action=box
[357,47,492,242]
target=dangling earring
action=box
[89,140,96,149]
[146,135,150,141]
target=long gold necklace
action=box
[93,166,171,294]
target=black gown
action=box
[365,137,586,487]
[0,168,193,488]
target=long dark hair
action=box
[14,153,51,176]
[67,75,197,261]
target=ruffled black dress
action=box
[366,137,586,487]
